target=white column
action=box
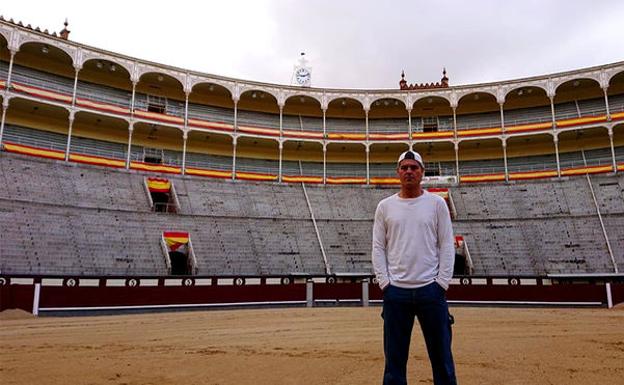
[279,105,283,136]
[0,99,9,148]
[364,109,369,141]
[1,49,17,147]
[553,135,561,178]
[64,67,80,161]
[454,141,460,181]
[323,144,327,184]
[181,131,188,175]
[184,93,189,128]
[4,50,16,90]
[232,136,237,180]
[407,108,413,146]
[71,67,79,105]
[452,107,458,175]
[322,108,327,138]
[130,81,137,117]
[278,140,283,183]
[233,99,238,133]
[608,128,617,173]
[499,103,505,133]
[603,87,611,121]
[183,92,189,175]
[549,96,556,128]
[502,139,509,182]
[125,124,134,169]
[365,145,370,185]
[64,111,75,161]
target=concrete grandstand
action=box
[0,17,622,313]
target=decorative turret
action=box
[441,68,449,87]
[399,68,450,90]
[60,18,70,40]
[399,70,408,89]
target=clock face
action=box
[295,68,310,85]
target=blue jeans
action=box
[382,282,457,385]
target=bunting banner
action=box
[235,172,278,182]
[134,110,184,125]
[611,111,624,121]
[188,118,235,132]
[163,231,189,252]
[457,127,502,137]
[326,176,367,184]
[3,142,65,160]
[237,125,280,137]
[130,162,181,174]
[327,133,367,140]
[185,167,232,179]
[460,173,506,183]
[147,177,171,193]
[412,131,454,140]
[3,140,622,186]
[504,121,552,134]
[427,187,449,200]
[282,130,324,139]
[370,177,400,185]
[11,82,73,104]
[556,115,608,128]
[69,153,126,168]
[282,175,323,183]
[76,98,131,116]
[368,133,409,140]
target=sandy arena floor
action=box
[1,306,623,385]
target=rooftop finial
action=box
[60,18,70,40]
[441,67,449,86]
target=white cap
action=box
[397,150,424,169]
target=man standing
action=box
[372,150,457,385]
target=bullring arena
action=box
[0,16,623,384]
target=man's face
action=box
[397,159,424,187]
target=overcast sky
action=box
[2,1,623,89]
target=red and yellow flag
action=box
[163,231,189,252]
[427,187,449,200]
[147,177,171,193]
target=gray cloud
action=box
[2,0,623,89]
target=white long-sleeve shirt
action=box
[372,191,455,291]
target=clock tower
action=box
[292,52,312,87]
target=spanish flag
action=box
[163,231,189,252]
[454,235,464,248]
[147,177,171,193]
[427,188,449,200]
